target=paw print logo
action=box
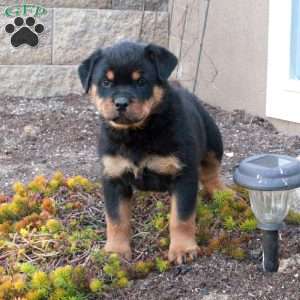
[5,17,45,47]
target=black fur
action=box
[78,41,223,222]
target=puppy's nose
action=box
[114,97,129,111]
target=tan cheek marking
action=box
[132,70,141,80]
[89,84,98,98]
[133,86,164,118]
[141,155,183,175]
[143,85,165,114]
[92,97,115,118]
[102,155,136,178]
[105,200,132,259]
[153,85,164,103]
[130,101,150,117]
[199,152,226,196]
[106,70,115,81]
[89,85,116,119]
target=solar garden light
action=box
[234,154,300,272]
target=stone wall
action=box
[0,0,168,97]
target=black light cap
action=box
[234,154,300,191]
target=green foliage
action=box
[196,202,214,226]
[228,247,246,260]
[31,271,50,289]
[223,216,237,230]
[285,210,300,225]
[239,218,257,232]
[0,173,274,299]
[68,228,101,254]
[158,237,169,248]
[117,277,129,288]
[133,260,154,276]
[151,213,166,231]
[46,219,63,234]
[155,257,170,273]
[91,248,106,265]
[195,188,258,259]
[50,265,74,290]
[212,190,235,210]
[89,278,104,293]
[19,262,37,276]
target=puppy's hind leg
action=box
[199,152,226,198]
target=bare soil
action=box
[1,94,300,300]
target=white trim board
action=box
[266,0,300,123]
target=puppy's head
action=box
[78,41,178,129]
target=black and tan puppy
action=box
[78,41,225,264]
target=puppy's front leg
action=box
[103,178,132,260]
[168,173,199,264]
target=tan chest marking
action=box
[102,155,136,178]
[102,154,183,179]
[141,155,183,176]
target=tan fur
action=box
[102,155,136,178]
[132,70,141,80]
[200,152,226,195]
[89,84,98,97]
[102,154,183,179]
[141,155,183,176]
[168,196,199,264]
[106,70,115,81]
[104,200,132,259]
[109,120,145,130]
[89,85,118,119]
[147,85,164,112]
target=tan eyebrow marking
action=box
[132,70,141,81]
[106,70,115,81]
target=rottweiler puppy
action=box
[78,41,225,264]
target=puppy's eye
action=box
[102,79,113,88]
[136,77,146,86]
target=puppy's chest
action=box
[101,153,183,182]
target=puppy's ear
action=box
[78,49,103,93]
[145,44,178,81]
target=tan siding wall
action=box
[169,0,300,135]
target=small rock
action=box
[23,125,39,140]
[225,152,234,158]
[199,288,209,296]
[203,292,229,300]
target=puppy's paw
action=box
[168,240,199,264]
[104,241,132,260]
